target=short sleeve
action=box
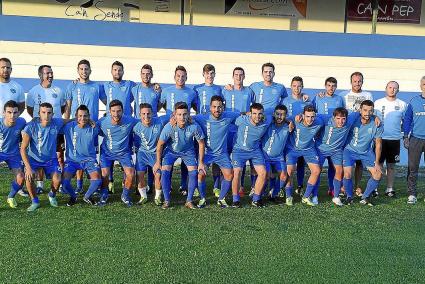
[26,89,35,107]
[159,124,171,142]
[194,123,205,141]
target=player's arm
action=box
[20,132,34,182]
[63,100,72,119]
[153,139,165,173]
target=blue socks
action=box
[285,186,293,198]
[32,196,40,204]
[232,194,240,203]
[48,191,56,198]
[76,179,83,190]
[343,178,353,198]
[100,188,109,201]
[84,179,102,199]
[121,187,131,201]
[333,179,342,197]
[213,174,220,189]
[250,174,257,188]
[63,179,77,198]
[8,181,22,198]
[198,180,207,199]
[219,179,231,200]
[161,170,172,202]
[303,183,315,198]
[271,178,286,197]
[363,177,380,199]
[252,193,260,202]
[186,170,198,202]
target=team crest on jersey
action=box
[367,128,372,134]
[52,93,58,98]
[220,121,226,126]
[153,126,159,134]
[185,130,192,138]
[50,128,57,135]
[10,88,16,94]
[14,130,20,136]
[395,106,400,110]
[120,86,127,92]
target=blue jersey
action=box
[282,95,311,119]
[22,118,64,162]
[131,83,161,118]
[233,115,270,152]
[98,115,137,156]
[0,117,26,156]
[66,81,104,121]
[317,113,359,153]
[193,112,239,155]
[345,116,383,155]
[133,117,167,154]
[0,80,25,117]
[194,84,223,114]
[289,119,323,151]
[250,82,288,116]
[101,80,135,116]
[26,84,66,119]
[160,86,197,115]
[222,87,254,113]
[403,95,425,140]
[62,121,99,162]
[312,95,345,115]
[159,122,204,155]
[261,122,290,158]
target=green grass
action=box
[1,166,425,283]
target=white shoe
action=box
[407,195,417,205]
[332,197,344,206]
[17,189,29,197]
[312,196,319,205]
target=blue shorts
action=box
[100,150,134,169]
[227,131,237,154]
[265,158,287,173]
[136,151,157,172]
[231,148,265,168]
[318,150,343,166]
[343,149,375,168]
[29,157,61,178]
[204,153,232,169]
[0,153,23,170]
[64,158,100,175]
[286,149,319,165]
[162,150,197,167]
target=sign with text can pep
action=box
[347,0,422,24]
[224,0,307,18]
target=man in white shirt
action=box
[0,58,25,116]
[374,81,407,197]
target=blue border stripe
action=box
[1,15,425,60]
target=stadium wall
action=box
[1,14,424,164]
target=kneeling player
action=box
[154,102,206,209]
[0,101,27,208]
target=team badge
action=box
[153,126,159,134]
[10,89,16,94]
[14,130,20,136]
[185,130,191,138]
[220,122,225,126]
[50,129,57,135]
[120,86,127,92]
[52,93,58,98]
[395,106,400,110]
[367,128,373,134]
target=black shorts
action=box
[379,139,400,164]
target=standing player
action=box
[403,76,425,205]
[132,64,162,118]
[20,103,65,211]
[192,96,239,208]
[154,102,205,209]
[61,105,102,206]
[231,103,269,207]
[285,105,322,206]
[97,100,137,207]
[0,58,25,116]
[374,81,406,197]
[66,59,104,193]
[194,64,223,114]
[1,101,27,208]
[133,103,167,206]
[343,100,383,206]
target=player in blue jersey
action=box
[403,76,425,205]
[282,76,312,196]
[133,103,167,206]
[312,77,345,197]
[132,64,162,118]
[97,100,137,207]
[261,104,291,202]
[0,101,27,208]
[61,105,101,206]
[231,103,270,208]
[20,103,66,212]
[343,100,383,206]
[154,102,206,209]
[0,58,25,116]
[160,65,197,195]
[285,105,322,206]
[192,96,239,208]
[65,59,105,193]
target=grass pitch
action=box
[0,166,424,283]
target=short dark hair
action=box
[262,62,275,72]
[325,77,337,85]
[78,59,91,68]
[109,99,123,110]
[291,76,303,85]
[38,65,52,78]
[210,95,223,104]
[175,65,187,75]
[250,103,264,112]
[141,64,153,73]
[350,71,363,81]
[233,67,245,76]
[139,103,152,110]
[303,105,316,114]
[333,107,348,118]
[203,64,215,73]
[274,104,287,113]
[75,104,90,117]
[3,100,19,111]
[174,101,188,111]
[0,58,12,65]
[360,100,374,108]
[40,102,53,110]
[112,61,124,69]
